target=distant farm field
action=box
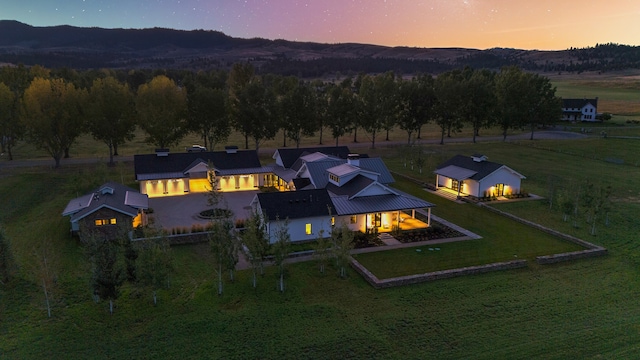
[550,72,640,117]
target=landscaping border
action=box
[480,203,608,263]
[132,231,210,245]
[351,257,528,289]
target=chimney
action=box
[225,145,238,154]
[155,148,169,157]
[347,153,360,167]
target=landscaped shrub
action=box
[235,218,246,229]
[199,208,232,219]
[353,231,384,249]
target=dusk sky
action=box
[2,0,640,50]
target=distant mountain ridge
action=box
[1,20,639,75]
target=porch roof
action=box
[330,193,434,216]
[434,165,478,181]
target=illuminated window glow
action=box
[305,223,312,235]
[94,218,117,226]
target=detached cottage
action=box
[434,154,525,198]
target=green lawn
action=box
[4,135,640,358]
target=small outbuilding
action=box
[62,182,149,241]
[434,154,525,198]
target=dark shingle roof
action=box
[276,146,351,169]
[292,178,312,190]
[562,98,598,109]
[134,150,262,179]
[256,189,334,221]
[435,155,505,181]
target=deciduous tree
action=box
[87,77,136,165]
[136,75,188,149]
[272,217,291,292]
[209,217,238,295]
[280,80,318,148]
[137,238,173,305]
[187,85,230,150]
[241,209,269,289]
[86,236,125,314]
[21,77,87,168]
[0,82,22,160]
[434,71,464,145]
[331,223,354,278]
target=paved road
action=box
[0,130,589,170]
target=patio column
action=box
[411,209,415,219]
[397,211,400,228]
[435,174,439,190]
[427,208,431,226]
[457,180,462,199]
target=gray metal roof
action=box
[304,160,345,188]
[358,158,395,184]
[216,167,273,176]
[330,193,434,216]
[435,155,524,181]
[434,165,478,181]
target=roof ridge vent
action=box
[471,154,488,162]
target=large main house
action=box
[132,146,434,243]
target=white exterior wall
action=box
[337,214,366,232]
[477,168,523,196]
[267,215,332,243]
[436,176,479,197]
[581,104,597,121]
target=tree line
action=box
[0,63,562,167]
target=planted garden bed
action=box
[394,222,465,243]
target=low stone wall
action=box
[133,231,210,245]
[351,258,528,289]
[480,203,608,264]
[536,248,608,264]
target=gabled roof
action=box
[63,182,148,222]
[256,189,334,221]
[435,155,524,181]
[562,98,598,109]
[301,160,345,189]
[134,150,262,180]
[327,163,362,177]
[274,146,351,169]
[357,158,395,184]
[325,175,375,197]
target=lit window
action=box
[305,223,312,235]
[331,217,335,226]
[110,218,117,225]
[95,219,105,226]
[350,215,357,224]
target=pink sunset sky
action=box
[3,0,640,50]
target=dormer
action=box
[327,163,379,187]
[99,185,115,195]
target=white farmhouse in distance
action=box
[561,98,598,122]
